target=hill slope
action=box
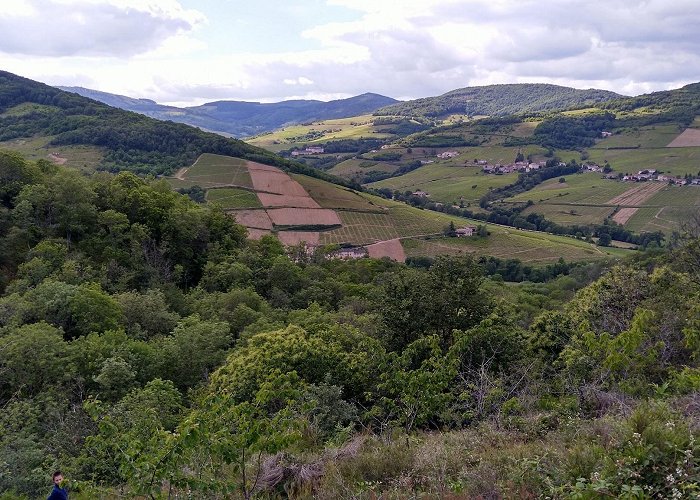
[0,71,351,184]
[375,83,622,118]
[58,86,397,137]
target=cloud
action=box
[0,0,204,57]
[3,0,700,104]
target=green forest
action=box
[1,145,700,499]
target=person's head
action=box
[52,471,63,486]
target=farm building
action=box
[456,226,477,237]
[412,190,429,197]
[331,247,368,260]
[437,151,459,159]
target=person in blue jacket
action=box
[47,470,68,500]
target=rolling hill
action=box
[168,153,633,264]
[58,86,397,137]
[0,70,356,190]
[375,83,622,118]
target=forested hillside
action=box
[1,149,699,498]
[0,71,293,175]
[375,83,621,118]
[58,86,397,138]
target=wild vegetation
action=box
[375,83,620,118]
[1,149,699,498]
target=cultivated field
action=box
[667,128,700,147]
[276,231,321,246]
[507,173,630,204]
[586,146,700,177]
[596,125,681,149]
[624,206,697,233]
[233,210,273,230]
[520,204,615,225]
[329,159,400,179]
[178,153,253,187]
[256,193,321,208]
[292,174,382,211]
[266,207,342,227]
[247,115,393,152]
[607,182,666,206]
[366,239,406,262]
[206,187,262,209]
[401,227,632,263]
[368,164,519,205]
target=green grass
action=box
[180,153,253,187]
[586,146,700,177]
[624,203,699,234]
[247,115,393,152]
[368,164,519,205]
[643,185,700,207]
[206,187,261,209]
[401,230,630,263]
[521,204,615,225]
[0,103,61,117]
[292,174,383,211]
[507,173,630,205]
[595,125,682,148]
[329,159,400,177]
[318,192,633,262]
[0,135,103,171]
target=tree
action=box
[597,232,611,247]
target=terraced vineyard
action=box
[176,153,253,187]
[206,187,262,209]
[165,154,637,263]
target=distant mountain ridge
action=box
[57,86,398,137]
[375,83,623,118]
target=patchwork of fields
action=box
[505,169,700,233]
[165,154,630,263]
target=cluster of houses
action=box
[291,146,324,156]
[621,169,700,185]
[330,246,368,260]
[481,160,549,174]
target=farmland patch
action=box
[667,128,700,147]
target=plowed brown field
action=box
[233,210,273,230]
[607,182,665,206]
[276,231,321,246]
[257,193,321,208]
[266,208,342,227]
[667,128,700,147]
[366,239,406,262]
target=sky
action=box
[1,0,700,106]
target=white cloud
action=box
[2,0,700,104]
[0,0,204,57]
